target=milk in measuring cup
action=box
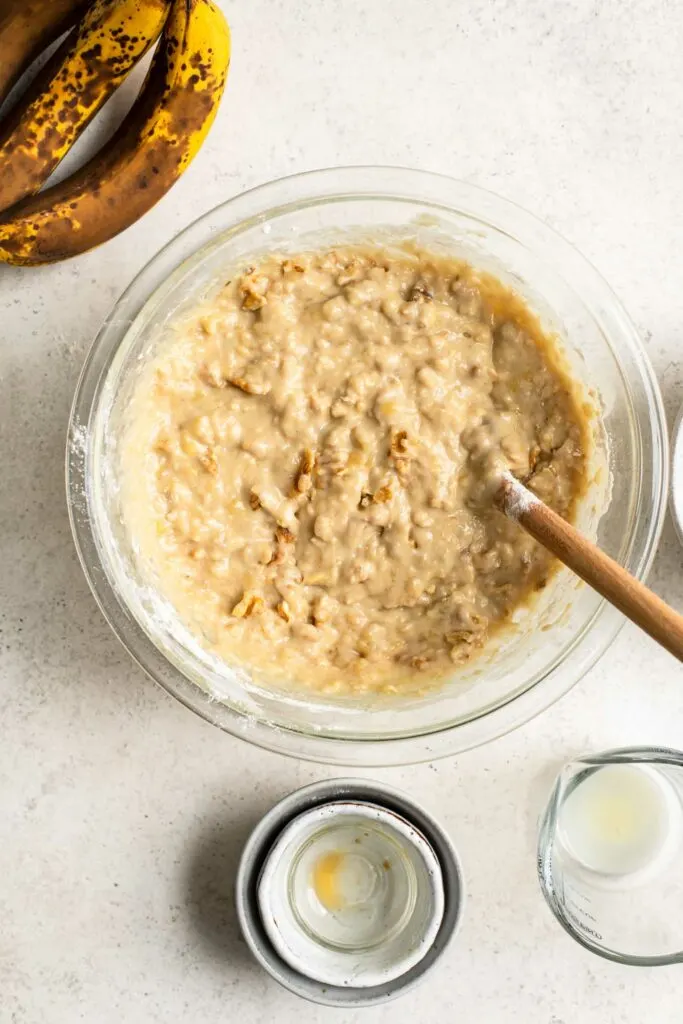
[557,763,682,878]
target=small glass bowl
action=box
[66,167,668,766]
[256,801,444,987]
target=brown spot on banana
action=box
[0,0,89,109]
[0,0,230,266]
[0,0,172,214]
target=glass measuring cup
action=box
[538,747,683,965]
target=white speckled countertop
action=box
[1,1,682,1020]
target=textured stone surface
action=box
[1,1,682,1020]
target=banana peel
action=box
[0,0,230,266]
[0,0,89,108]
[0,0,172,213]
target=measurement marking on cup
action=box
[565,907,603,940]
[566,899,598,924]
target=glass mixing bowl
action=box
[66,167,668,766]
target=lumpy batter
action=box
[120,245,588,695]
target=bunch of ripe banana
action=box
[0,0,230,265]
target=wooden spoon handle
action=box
[495,475,683,662]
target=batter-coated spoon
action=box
[495,473,683,662]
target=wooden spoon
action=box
[494,473,683,662]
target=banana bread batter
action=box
[120,245,588,696]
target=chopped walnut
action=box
[276,600,292,622]
[231,592,264,618]
[198,451,217,475]
[268,525,295,565]
[409,281,433,301]
[240,271,270,311]
[337,258,365,286]
[227,376,271,396]
[389,429,413,480]
[390,429,410,456]
[291,448,315,495]
[373,485,393,504]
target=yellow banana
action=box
[0,0,88,108]
[0,0,230,265]
[0,0,171,213]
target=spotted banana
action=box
[0,0,171,214]
[0,0,230,265]
[0,0,88,109]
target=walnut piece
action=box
[198,451,217,475]
[373,485,393,504]
[240,271,270,311]
[390,429,409,456]
[274,598,290,622]
[231,593,264,618]
[276,600,292,622]
[409,281,434,301]
[389,429,413,480]
[268,525,295,565]
[227,376,271,396]
[291,448,315,495]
